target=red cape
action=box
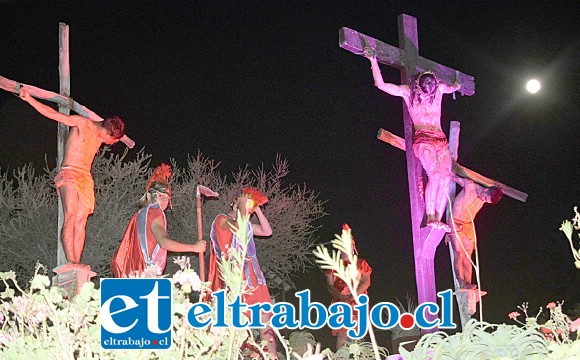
[207,215,227,292]
[110,213,144,278]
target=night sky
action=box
[1,1,579,348]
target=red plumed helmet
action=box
[146,163,172,195]
[241,187,268,206]
[342,223,358,254]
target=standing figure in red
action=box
[110,164,206,277]
[207,187,277,358]
[325,224,372,350]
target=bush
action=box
[0,149,326,293]
[0,217,330,360]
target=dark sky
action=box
[1,1,579,346]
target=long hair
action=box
[103,115,125,139]
[409,72,437,106]
[488,186,504,204]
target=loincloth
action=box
[55,166,95,213]
[450,219,475,242]
[413,128,449,153]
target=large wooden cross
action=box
[0,23,135,268]
[340,14,526,331]
[379,122,527,328]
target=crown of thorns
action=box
[417,70,436,80]
[415,70,438,95]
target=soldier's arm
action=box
[325,272,343,299]
[252,206,272,237]
[19,87,81,127]
[151,216,205,253]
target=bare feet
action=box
[460,283,477,290]
[427,220,451,233]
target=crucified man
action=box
[449,176,503,289]
[364,48,461,231]
[19,87,125,264]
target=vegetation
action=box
[0,149,325,290]
[0,216,578,358]
[0,218,279,359]
[0,147,579,358]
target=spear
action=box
[196,185,219,281]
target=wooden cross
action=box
[379,122,526,328]
[0,23,135,267]
[340,14,497,332]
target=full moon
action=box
[526,79,541,94]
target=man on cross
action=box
[19,87,125,264]
[448,176,503,289]
[364,48,460,231]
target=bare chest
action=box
[63,126,101,168]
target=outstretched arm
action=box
[452,175,475,188]
[19,87,81,127]
[151,217,206,253]
[252,206,272,237]
[364,48,409,98]
[439,81,461,94]
[452,174,467,187]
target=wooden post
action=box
[57,23,70,267]
[196,190,205,282]
[53,24,97,296]
[445,121,473,329]
[397,15,438,332]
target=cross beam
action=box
[0,75,135,148]
[339,28,475,96]
[377,128,528,202]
